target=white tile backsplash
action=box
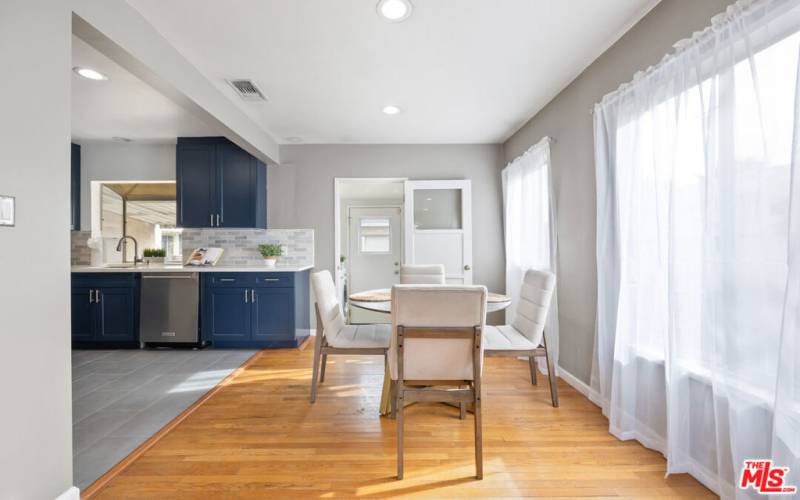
[71,231,92,265]
[71,229,314,268]
[181,228,314,267]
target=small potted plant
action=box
[143,248,167,265]
[258,243,282,268]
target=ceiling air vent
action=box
[226,79,267,102]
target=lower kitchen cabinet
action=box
[71,273,140,347]
[71,287,95,342]
[205,286,252,342]
[252,288,293,342]
[201,270,310,348]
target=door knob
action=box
[464,265,471,271]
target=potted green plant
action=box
[143,248,167,265]
[258,243,282,268]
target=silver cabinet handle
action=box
[251,289,256,302]
[219,278,235,282]
[142,275,196,280]
[210,213,214,227]
[263,278,280,282]
[244,290,249,303]
[464,265,471,271]
[216,214,220,226]
[95,290,101,303]
[88,290,94,303]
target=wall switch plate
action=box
[0,195,15,227]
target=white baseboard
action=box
[54,486,79,500]
[557,365,603,407]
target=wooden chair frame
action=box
[484,331,559,407]
[394,325,483,480]
[310,303,388,403]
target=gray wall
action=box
[270,144,505,321]
[502,0,731,383]
[0,0,75,498]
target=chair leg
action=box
[528,354,538,385]
[319,353,328,383]
[396,387,404,479]
[473,384,483,479]
[310,335,324,403]
[390,380,397,419]
[543,335,559,408]
[459,401,466,420]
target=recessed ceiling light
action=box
[112,136,132,142]
[376,0,412,22]
[73,66,108,81]
[382,105,401,115]
[285,136,304,143]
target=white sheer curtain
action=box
[592,0,800,497]
[502,137,559,372]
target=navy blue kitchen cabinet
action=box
[206,286,252,342]
[176,137,266,229]
[71,143,80,231]
[251,288,293,342]
[176,140,216,228]
[71,273,140,347]
[201,270,310,348]
[71,286,94,342]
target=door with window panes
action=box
[347,206,401,323]
[404,180,472,284]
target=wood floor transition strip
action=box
[81,349,265,499]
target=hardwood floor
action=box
[91,348,715,499]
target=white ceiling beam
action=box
[71,0,280,164]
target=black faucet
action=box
[115,236,143,264]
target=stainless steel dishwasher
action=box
[140,272,204,347]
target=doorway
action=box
[334,178,405,323]
[333,177,474,322]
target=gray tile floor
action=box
[72,348,257,490]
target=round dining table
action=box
[347,288,512,416]
[349,288,512,314]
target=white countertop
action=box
[72,264,314,273]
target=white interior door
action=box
[348,206,402,323]
[404,180,472,284]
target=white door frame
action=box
[404,179,473,284]
[333,177,407,301]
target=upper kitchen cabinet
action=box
[71,143,80,230]
[176,137,267,229]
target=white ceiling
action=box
[72,35,219,142]
[127,0,658,145]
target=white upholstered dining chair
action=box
[399,264,445,284]
[389,284,488,480]
[309,270,391,402]
[484,269,558,407]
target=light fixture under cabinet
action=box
[73,66,108,81]
[377,0,413,22]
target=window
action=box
[593,3,800,492]
[413,189,462,229]
[95,182,179,262]
[359,218,391,253]
[155,225,183,263]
